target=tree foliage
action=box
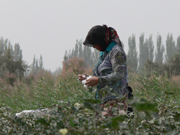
[148,35,154,62]
[62,57,85,76]
[31,55,44,75]
[155,35,164,64]
[165,34,176,62]
[168,51,180,75]
[145,50,180,78]
[64,33,180,77]
[127,35,138,72]
[0,38,27,80]
[63,40,99,68]
[138,33,180,77]
[177,36,180,51]
[138,34,148,71]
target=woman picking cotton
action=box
[78,25,129,118]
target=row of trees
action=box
[63,34,180,77]
[1,32,179,85]
[0,37,63,85]
[0,38,27,79]
[0,38,47,85]
[63,40,99,68]
[30,55,43,75]
[144,50,180,78]
[127,34,180,72]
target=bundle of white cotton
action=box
[81,75,93,89]
[16,110,42,118]
[15,108,49,118]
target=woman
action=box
[79,25,129,117]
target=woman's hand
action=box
[78,74,89,81]
[85,76,99,87]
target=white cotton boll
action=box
[82,80,88,89]
[119,110,127,115]
[84,85,88,89]
[87,76,92,79]
[82,76,93,89]
[82,80,86,85]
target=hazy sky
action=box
[0,0,179,71]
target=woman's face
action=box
[93,45,104,51]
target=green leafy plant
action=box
[1,73,180,134]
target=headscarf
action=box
[83,25,122,51]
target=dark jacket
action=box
[93,42,128,102]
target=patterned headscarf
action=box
[83,25,122,50]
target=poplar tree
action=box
[155,35,164,64]
[139,34,150,71]
[36,60,39,71]
[168,51,180,75]
[32,55,36,72]
[14,44,21,61]
[83,45,92,68]
[0,38,27,79]
[148,35,154,62]
[92,48,99,66]
[74,42,78,57]
[63,51,68,61]
[177,36,180,51]
[4,45,14,73]
[71,48,75,58]
[39,55,43,69]
[31,55,44,73]
[165,34,176,62]
[78,40,83,58]
[139,34,145,70]
[127,35,138,72]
